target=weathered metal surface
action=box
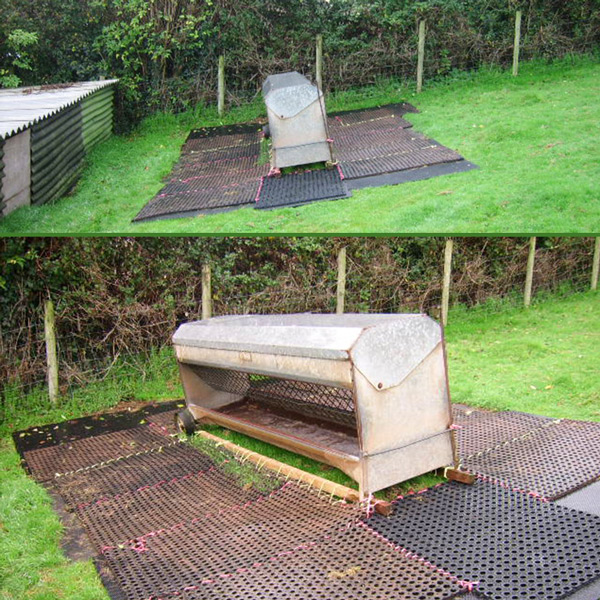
[263,71,332,169]
[350,314,441,390]
[176,345,354,389]
[30,102,85,205]
[190,403,363,483]
[0,128,30,215]
[174,313,455,496]
[82,86,114,151]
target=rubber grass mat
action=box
[463,418,600,501]
[12,400,183,458]
[367,479,600,600]
[98,480,465,600]
[15,402,600,600]
[15,407,467,600]
[255,167,350,209]
[22,424,178,482]
[132,103,473,222]
[453,409,557,462]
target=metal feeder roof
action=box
[262,71,321,119]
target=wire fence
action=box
[1,237,598,410]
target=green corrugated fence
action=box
[29,85,114,206]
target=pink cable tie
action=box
[254,176,265,203]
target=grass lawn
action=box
[0,56,599,235]
[0,289,598,599]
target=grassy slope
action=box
[0,290,598,598]
[0,56,599,235]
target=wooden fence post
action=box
[218,55,225,117]
[441,238,453,326]
[591,237,600,291]
[316,34,323,90]
[417,20,426,93]
[524,237,536,307]
[336,247,347,315]
[512,10,522,77]
[202,264,212,320]
[44,299,59,405]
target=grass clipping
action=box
[187,427,281,494]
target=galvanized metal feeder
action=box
[173,313,458,498]
[262,72,332,170]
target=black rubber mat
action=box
[329,102,419,125]
[367,480,600,600]
[80,463,276,550]
[337,132,464,180]
[187,123,265,139]
[344,160,478,191]
[132,103,472,222]
[132,129,269,221]
[452,404,493,422]
[172,524,465,600]
[455,410,559,462]
[101,482,360,600]
[23,425,179,482]
[54,442,215,508]
[255,168,350,209]
[463,419,600,500]
[12,400,182,458]
[17,401,600,600]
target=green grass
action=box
[446,289,600,421]
[1,55,599,234]
[0,289,598,598]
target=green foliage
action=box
[446,290,600,421]
[0,28,38,88]
[1,0,599,123]
[94,0,217,122]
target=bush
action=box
[0,0,598,127]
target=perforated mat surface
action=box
[256,168,350,209]
[133,103,472,221]
[171,524,466,600]
[12,400,182,455]
[23,425,176,481]
[463,419,600,500]
[454,410,557,461]
[16,403,600,600]
[368,480,600,600]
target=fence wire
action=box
[1,238,597,406]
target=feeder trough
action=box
[262,72,332,170]
[173,314,456,497]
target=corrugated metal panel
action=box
[0,80,118,140]
[0,137,5,215]
[82,86,114,152]
[30,102,85,205]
